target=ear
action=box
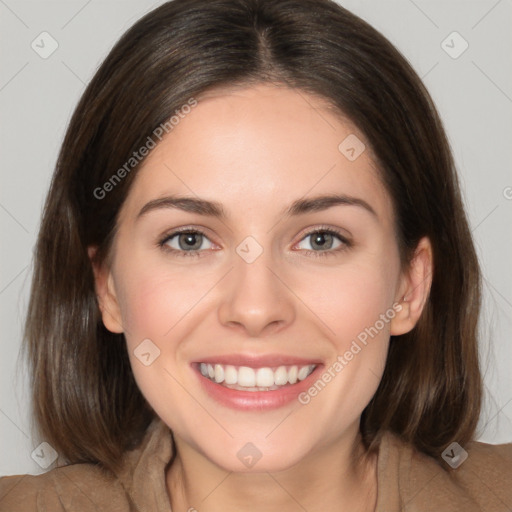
[390,236,433,336]
[87,245,124,334]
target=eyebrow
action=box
[136,193,377,221]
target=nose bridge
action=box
[217,235,295,336]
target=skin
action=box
[90,83,432,512]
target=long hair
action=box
[24,0,482,474]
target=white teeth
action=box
[274,366,288,386]
[297,365,312,381]
[256,367,275,387]
[238,366,256,387]
[224,365,238,385]
[200,362,317,390]
[214,364,224,383]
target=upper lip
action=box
[194,354,323,368]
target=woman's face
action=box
[97,83,417,472]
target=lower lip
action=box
[193,364,323,411]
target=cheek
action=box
[111,252,229,401]
[293,256,399,348]
[112,261,213,421]
[290,251,400,408]
[114,255,214,346]
[293,265,397,426]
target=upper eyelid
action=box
[296,224,351,241]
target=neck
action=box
[166,427,378,512]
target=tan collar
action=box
[112,416,482,512]
[115,417,174,511]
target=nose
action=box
[217,244,296,338]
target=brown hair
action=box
[24,0,482,474]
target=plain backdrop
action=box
[1,0,511,476]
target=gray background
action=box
[1,0,511,476]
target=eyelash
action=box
[157,225,352,259]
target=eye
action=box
[158,226,351,259]
[159,229,214,257]
[295,227,351,257]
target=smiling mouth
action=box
[198,362,317,392]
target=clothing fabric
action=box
[1,417,511,511]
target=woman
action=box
[1,0,510,511]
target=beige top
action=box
[1,417,511,511]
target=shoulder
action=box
[380,432,512,511]
[453,438,512,509]
[0,462,130,512]
[0,417,173,512]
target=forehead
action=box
[119,83,394,227]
